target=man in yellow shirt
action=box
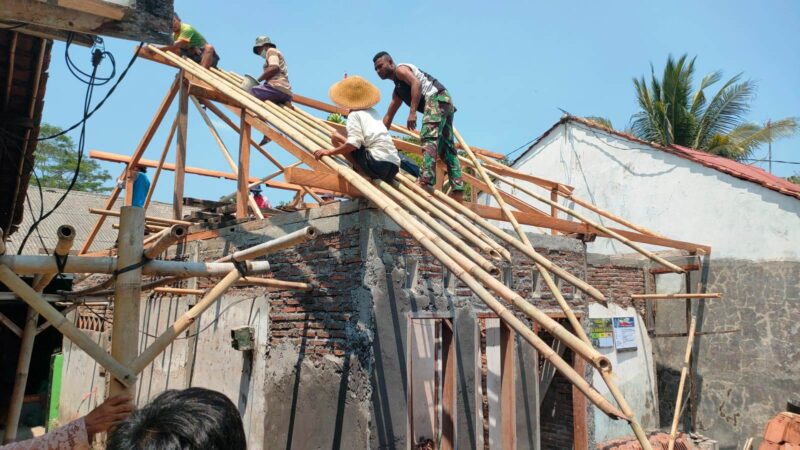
[160,13,219,69]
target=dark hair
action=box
[107,388,246,450]
[173,13,180,21]
[372,51,391,63]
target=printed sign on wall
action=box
[589,318,614,348]
[612,317,637,351]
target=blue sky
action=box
[40,0,800,205]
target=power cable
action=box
[15,34,142,254]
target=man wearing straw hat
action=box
[372,51,464,201]
[160,13,219,69]
[313,76,401,183]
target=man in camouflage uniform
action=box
[373,51,464,201]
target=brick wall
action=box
[586,264,647,308]
[539,343,576,450]
[266,228,362,358]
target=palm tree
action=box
[630,54,797,161]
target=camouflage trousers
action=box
[419,90,464,191]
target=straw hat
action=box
[328,76,381,110]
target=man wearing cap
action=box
[372,51,464,201]
[250,36,293,105]
[160,13,219,69]
[313,76,401,183]
[250,186,271,210]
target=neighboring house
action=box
[509,115,800,449]
[7,186,191,254]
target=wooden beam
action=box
[3,31,18,112]
[237,109,251,218]
[500,321,517,450]
[631,293,721,300]
[187,78,242,107]
[89,208,191,226]
[291,93,349,116]
[80,78,178,254]
[461,172,550,218]
[90,150,338,195]
[57,0,128,20]
[464,202,712,254]
[283,167,359,197]
[572,356,589,450]
[174,75,188,219]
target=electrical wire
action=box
[15,34,143,254]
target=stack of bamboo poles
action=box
[147,45,665,448]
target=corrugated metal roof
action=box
[514,115,800,201]
[6,187,194,254]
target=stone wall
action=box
[652,259,800,450]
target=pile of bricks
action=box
[759,412,800,449]
[595,431,695,450]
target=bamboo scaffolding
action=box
[142,224,187,260]
[631,293,721,300]
[80,77,180,255]
[155,277,314,294]
[110,207,144,396]
[130,269,241,373]
[155,287,205,296]
[89,208,192,226]
[190,96,263,219]
[667,316,697,450]
[150,47,629,417]
[0,265,136,387]
[487,167,684,272]
[4,225,75,442]
[0,255,271,277]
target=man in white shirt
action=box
[313,76,401,182]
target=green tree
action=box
[787,174,800,185]
[630,54,797,160]
[34,123,112,193]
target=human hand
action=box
[406,113,417,131]
[84,394,134,439]
[313,150,329,160]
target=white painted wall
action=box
[588,303,659,443]
[511,122,800,261]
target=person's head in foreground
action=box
[107,387,246,450]
[328,75,381,111]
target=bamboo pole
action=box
[0,313,21,337]
[130,270,241,373]
[216,226,317,262]
[174,74,188,219]
[144,47,626,416]
[142,224,187,260]
[89,208,192,226]
[378,181,500,275]
[396,174,606,302]
[4,226,75,442]
[218,163,299,203]
[392,181,502,260]
[631,293,721,300]
[110,207,144,396]
[144,114,179,209]
[190,96,263,219]
[391,177,510,260]
[565,194,667,239]
[667,316,697,450]
[155,287,205,296]
[488,168,684,272]
[236,277,313,291]
[0,255,271,277]
[0,265,136,386]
